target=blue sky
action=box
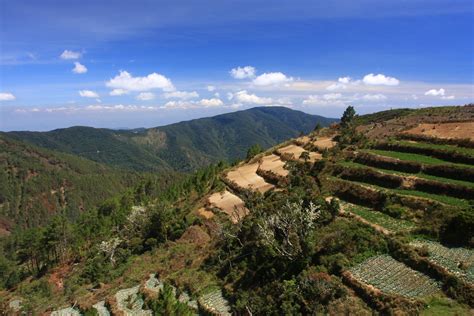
[0,0,473,131]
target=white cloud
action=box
[60,50,82,60]
[162,97,224,109]
[230,66,256,79]
[163,90,199,100]
[228,90,273,104]
[362,94,387,101]
[106,70,175,92]
[253,72,293,86]
[322,93,342,100]
[326,82,346,91]
[110,89,129,96]
[198,98,223,107]
[136,92,155,101]
[79,90,99,98]
[363,73,400,86]
[207,85,216,92]
[72,62,87,74]
[442,95,455,100]
[0,92,16,101]
[338,77,351,84]
[424,88,445,96]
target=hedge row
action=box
[374,142,474,165]
[327,178,442,211]
[397,133,474,149]
[352,152,474,182]
[334,164,474,200]
[333,164,402,189]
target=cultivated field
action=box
[226,163,274,193]
[258,154,288,177]
[207,190,249,223]
[410,240,474,284]
[404,122,474,140]
[349,255,440,299]
[312,137,336,150]
[277,144,322,162]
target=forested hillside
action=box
[0,134,175,230]
[7,107,337,172]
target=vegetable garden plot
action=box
[346,205,414,233]
[199,288,232,316]
[349,255,440,299]
[410,240,474,284]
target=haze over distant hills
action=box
[6,107,337,172]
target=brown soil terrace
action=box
[403,122,474,140]
[207,190,249,224]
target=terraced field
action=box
[276,144,322,162]
[207,190,249,223]
[226,163,274,193]
[348,255,440,299]
[258,154,288,177]
[403,122,474,140]
[410,240,474,284]
[344,204,414,234]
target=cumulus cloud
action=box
[110,89,129,96]
[424,88,445,96]
[162,98,224,109]
[72,62,87,74]
[60,50,82,60]
[198,98,223,107]
[228,90,273,104]
[163,90,199,100]
[207,85,216,92]
[338,77,351,84]
[424,88,455,100]
[230,66,256,79]
[0,92,16,101]
[302,94,345,107]
[363,73,400,86]
[106,70,175,93]
[253,72,293,86]
[136,92,155,101]
[79,90,99,98]
[362,94,387,101]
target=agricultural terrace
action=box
[277,144,321,162]
[258,154,289,177]
[343,204,414,234]
[403,122,474,140]
[225,163,274,193]
[207,190,249,223]
[410,240,474,284]
[349,255,440,299]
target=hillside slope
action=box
[7,107,336,171]
[0,134,159,230]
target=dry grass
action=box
[403,122,474,140]
[226,163,274,193]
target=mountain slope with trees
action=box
[7,107,337,172]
